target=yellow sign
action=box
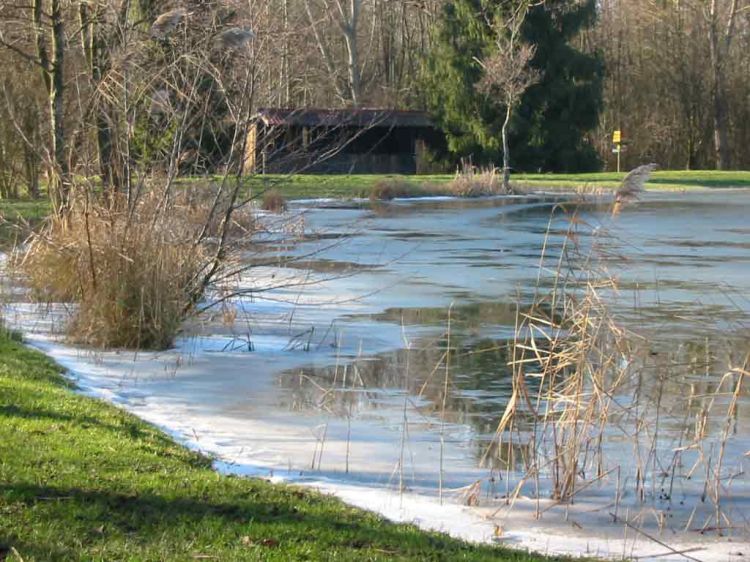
[612,130,622,144]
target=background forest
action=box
[0,0,748,201]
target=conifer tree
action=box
[423,0,603,172]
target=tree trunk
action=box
[96,113,118,192]
[33,0,68,212]
[501,102,512,193]
[51,0,68,209]
[708,0,732,170]
[340,0,362,105]
[80,2,124,197]
[343,27,361,105]
[25,149,40,199]
[711,75,731,170]
[303,0,350,104]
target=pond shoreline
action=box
[3,191,750,561]
[0,332,561,561]
[12,331,749,562]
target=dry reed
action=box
[369,178,417,201]
[261,189,288,213]
[445,166,502,197]
[17,190,212,349]
[490,214,631,503]
[488,206,749,539]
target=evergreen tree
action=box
[422,0,603,172]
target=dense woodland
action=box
[0,0,748,200]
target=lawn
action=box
[179,173,448,199]
[512,169,750,191]
[2,170,748,238]
[187,169,750,199]
[0,330,566,561]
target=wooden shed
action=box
[244,108,437,175]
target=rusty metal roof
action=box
[255,108,433,129]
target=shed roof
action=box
[255,108,433,129]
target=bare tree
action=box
[303,0,364,105]
[0,0,69,210]
[0,75,43,199]
[78,0,135,196]
[36,0,68,210]
[707,0,744,169]
[477,2,540,193]
[591,0,748,170]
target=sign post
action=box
[612,130,622,173]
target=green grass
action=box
[0,333,566,561]
[0,199,50,220]
[0,198,51,247]
[178,174,449,200]
[179,170,750,200]
[511,170,750,191]
[2,170,748,233]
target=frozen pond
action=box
[4,190,750,560]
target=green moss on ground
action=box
[0,334,569,561]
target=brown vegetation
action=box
[369,178,418,201]
[261,189,288,213]
[444,167,502,197]
[594,0,749,170]
[18,191,211,349]
[490,210,750,533]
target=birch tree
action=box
[477,2,540,191]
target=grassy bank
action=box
[513,169,750,191]
[194,169,750,199]
[0,332,562,561]
[2,170,748,236]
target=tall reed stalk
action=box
[490,207,749,536]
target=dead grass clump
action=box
[369,178,419,201]
[261,190,287,213]
[18,192,208,349]
[444,167,502,197]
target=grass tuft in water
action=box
[261,189,288,213]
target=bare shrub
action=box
[261,190,288,213]
[18,191,210,350]
[369,178,418,201]
[180,183,256,239]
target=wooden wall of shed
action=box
[243,121,444,175]
[261,152,419,174]
[243,123,257,174]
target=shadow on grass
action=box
[0,482,473,561]
[0,404,133,435]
